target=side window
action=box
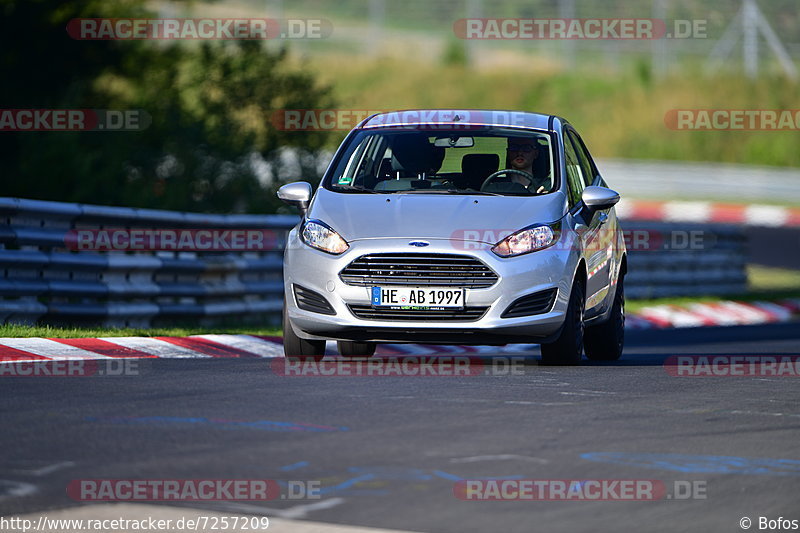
[337,135,385,186]
[562,133,585,207]
[567,129,598,187]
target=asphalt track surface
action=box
[2,323,800,533]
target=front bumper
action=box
[283,230,578,344]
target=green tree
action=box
[0,0,333,213]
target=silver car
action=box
[278,110,627,365]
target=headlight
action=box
[492,224,558,257]
[301,219,349,255]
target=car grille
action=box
[348,305,489,322]
[501,288,557,318]
[339,254,498,288]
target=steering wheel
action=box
[481,169,535,191]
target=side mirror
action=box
[581,185,620,211]
[277,181,313,214]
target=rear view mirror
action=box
[434,136,474,148]
[581,185,620,211]
[277,181,313,214]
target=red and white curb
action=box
[0,334,524,363]
[617,199,800,227]
[628,299,800,329]
[0,335,285,363]
[0,300,797,362]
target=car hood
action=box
[308,187,568,244]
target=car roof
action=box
[357,109,563,132]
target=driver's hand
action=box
[536,185,546,193]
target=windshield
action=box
[325,128,556,196]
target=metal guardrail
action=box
[0,198,748,327]
[623,222,748,299]
[0,198,296,327]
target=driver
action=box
[505,137,550,193]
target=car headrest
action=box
[390,135,438,176]
[430,146,446,172]
[459,153,500,189]
[378,158,394,178]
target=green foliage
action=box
[315,55,800,168]
[0,323,282,338]
[0,0,334,213]
[441,39,468,67]
[634,58,652,88]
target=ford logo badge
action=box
[408,241,430,247]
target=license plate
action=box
[371,287,464,309]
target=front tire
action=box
[540,278,585,366]
[282,302,326,361]
[337,341,377,358]
[584,276,625,361]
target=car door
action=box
[571,129,625,316]
[565,127,611,317]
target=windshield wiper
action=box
[451,190,506,196]
[394,189,456,194]
[394,189,507,196]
